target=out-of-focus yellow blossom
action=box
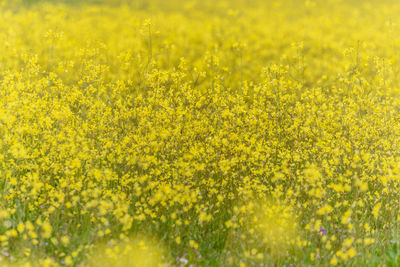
[87,238,165,267]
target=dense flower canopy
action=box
[0,0,400,266]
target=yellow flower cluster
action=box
[0,0,399,265]
[87,237,164,267]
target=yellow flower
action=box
[42,221,52,239]
[64,256,73,265]
[61,236,70,246]
[189,240,199,249]
[347,247,356,259]
[330,256,338,266]
[17,223,25,233]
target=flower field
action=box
[1,0,400,266]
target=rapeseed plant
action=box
[0,0,399,266]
